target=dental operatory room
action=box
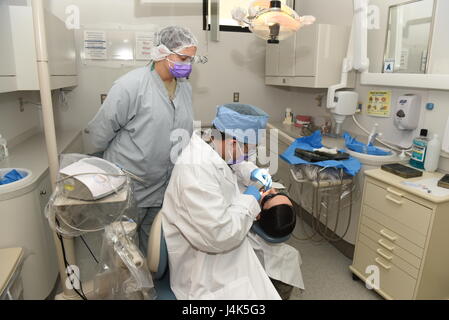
[2,0,449,305]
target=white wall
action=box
[300,0,449,172]
[0,91,41,146]
[3,0,445,171]
[45,0,328,153]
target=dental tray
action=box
[294,149,350,163]
[381,163,423,179]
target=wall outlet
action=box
[233,92,240,103]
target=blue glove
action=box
[244,186,261,202]
[250,169,273,191]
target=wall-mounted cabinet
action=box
[0,5,77,93]
[265,23,355,89]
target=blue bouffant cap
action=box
[213,103,269,145]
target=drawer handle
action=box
[378,239,395,252]
[385,195,403,205]
[380,229,398,242]
[377,249,393,261]
[387,187,403,198]
[375,258,392,270]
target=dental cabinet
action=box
[0,5,77,93]
[265,24,355,89]
[350,169,449,300]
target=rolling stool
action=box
[147,213,176,300]
[0,248,24,300]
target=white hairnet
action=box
[150,26,198,61]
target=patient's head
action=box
[257,190,296,238]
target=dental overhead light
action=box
[232,0,316,43]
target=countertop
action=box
[365,168,449,204]
[0,247,23,295]
[0,129,82,198]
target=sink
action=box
[346,148,399,166]
[0,168,33,194]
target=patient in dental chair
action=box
[256,190,296,239]
[249,189,302,300]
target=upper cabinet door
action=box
[266,42,280,76]
[0,7,16,77]
[294,24,318,77]
[45,10,77,76]
[278,35,297,77]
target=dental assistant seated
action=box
[160,126,303,300]
[87,26,199,254]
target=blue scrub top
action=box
[88,65,194,207]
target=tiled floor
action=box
[53,221,382,300]
[287,222,381,300]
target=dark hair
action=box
[257,195,296,238]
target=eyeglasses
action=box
[171,51,208,64]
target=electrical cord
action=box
[80,235,99,264]
[289,166,354,243]
[56,228,88,300]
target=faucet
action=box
[367,124,381,146]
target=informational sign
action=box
[367,91,392,117]
[84,30,107,60]
[383,59,395,73]
[135,32,154,61]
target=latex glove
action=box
[250,169,273,191]
[244,186,262,202]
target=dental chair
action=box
[147,213,176,300]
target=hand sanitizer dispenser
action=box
[394,94,421,131]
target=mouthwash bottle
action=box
[410,129,429,170]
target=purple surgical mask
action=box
[167,59,192,78]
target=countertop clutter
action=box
[268,122,347,149]
[0,130,82,199]
[365,169,449,204]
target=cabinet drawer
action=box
[361,214,424,263]
[358,232,419,279]
[364,181,432,236]
[353,242,417,300]
[362,205,427,248]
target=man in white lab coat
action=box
[160,104,303,299]
[217,104,304,296]
[160,129,281,299]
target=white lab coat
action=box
[231,162,305,290]
[160,133,281,300]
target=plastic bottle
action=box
[283,108,293,125]
[424,134,441,172]
[410,129,429,170]
[0,134,8,162]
